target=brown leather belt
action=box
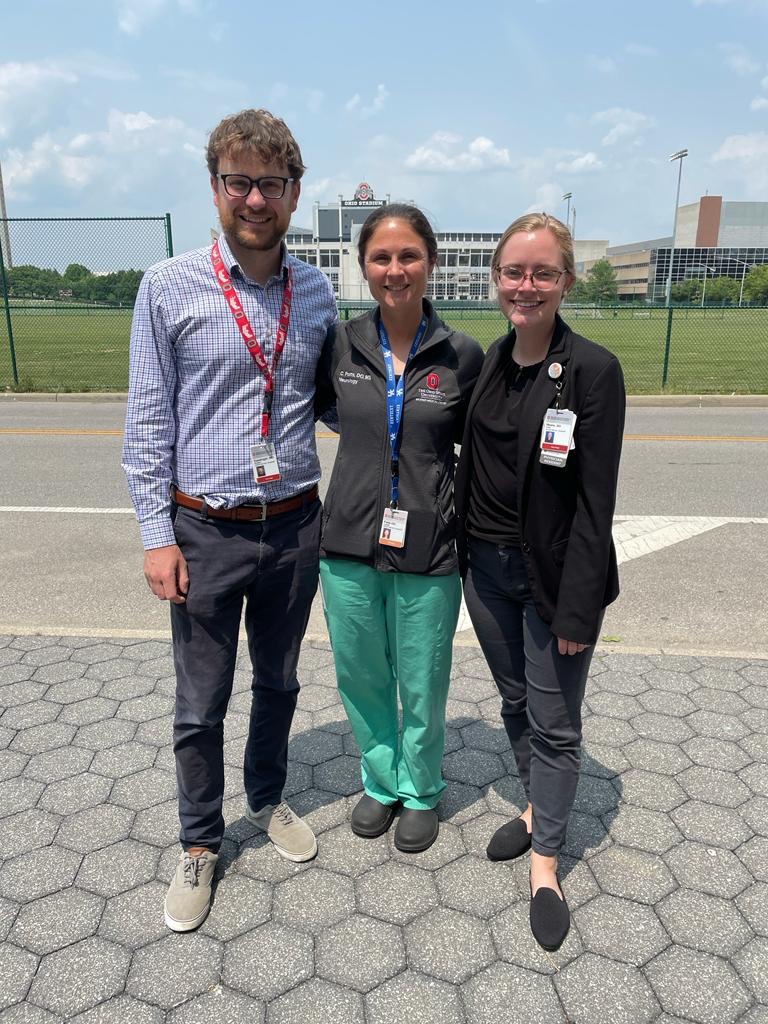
[172,485,318,523]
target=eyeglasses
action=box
[495,266,566,290]
[218,174,294,199]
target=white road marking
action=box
[455,513,768,632]
[613,514,768,564]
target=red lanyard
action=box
[211,240,293,438]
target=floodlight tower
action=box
[664,149,688,305]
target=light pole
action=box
[562,193,572,230]
[689,263,716,306]
[662,148,688,388]
[664,149,688,305]
[730,257,755,307]
[337,193,344,301]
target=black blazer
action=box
[455,315,626,645]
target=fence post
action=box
[661,305,674,389]
[164,213,174,258]
[0,234,18,387]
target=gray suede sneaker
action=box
[164,850,218,932]
[246,800,317,862]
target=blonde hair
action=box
[491,213,575,277]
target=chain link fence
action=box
[0,216,172,391]
[339,302,768,394]
[1,229,766,393]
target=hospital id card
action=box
[379,508,408,548]
[540,409,577,468]
[250,441,281,484]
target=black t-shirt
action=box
[466,355,543,546]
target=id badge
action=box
[379,508,408,548]
[250,441,281,483]
[540,409,577,468]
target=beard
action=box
[218,206,289,255]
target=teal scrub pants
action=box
[319,559,461,810]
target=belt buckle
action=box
[253,501,268,521]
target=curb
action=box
[3,392,768,406]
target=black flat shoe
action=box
[394,808,439,852]
[351,794,398,838]
[487,817,532,861]
[529,880,570,952]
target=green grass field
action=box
[1,304,766,393]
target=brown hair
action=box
[357,203,438,269]
[206,109,306,179]
[491,213,575,277]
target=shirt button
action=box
[522,541,531,554]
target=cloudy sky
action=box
[2,0,768,262]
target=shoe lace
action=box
[272,802,294,826]
[181,853,205,888]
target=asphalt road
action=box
[1,398,766,656]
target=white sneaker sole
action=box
[269,835,318,863]
[245,805,318,862]
[164,902,210,932]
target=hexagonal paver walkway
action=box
[1,633,767,1023]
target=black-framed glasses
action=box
[496,266,566,290]
[218,174,294,199]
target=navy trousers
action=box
[170,498,321,851]
[463,536,597,856]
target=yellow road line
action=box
[1,428,767,443]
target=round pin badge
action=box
[548,362,563,380]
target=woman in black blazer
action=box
[454,213,625,951]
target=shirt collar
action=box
[216,234,290,285]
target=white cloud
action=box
[405,132,511,172]
[712,132,768,192]
[720,43,761,75]
[5,134,96,192]
[751,96,768,109]
[555,151,604,173]
[117,0,166,33]
[713,131,768,160]
[5,108,200,200]
[116,0,200,33]
[524,184,563,215]
[0,56,137,139]
[592,107,654,146]
[586,55,617,73]
[344,84,390,118]
[0,61,77,137]
[301,178,332,199]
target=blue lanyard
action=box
[378,316,428,508]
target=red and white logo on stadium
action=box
[427,372,440,390]
[354,182,373,201]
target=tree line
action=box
[567,258,768,305]
[3,263,143,306]
[669,265,768,305]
